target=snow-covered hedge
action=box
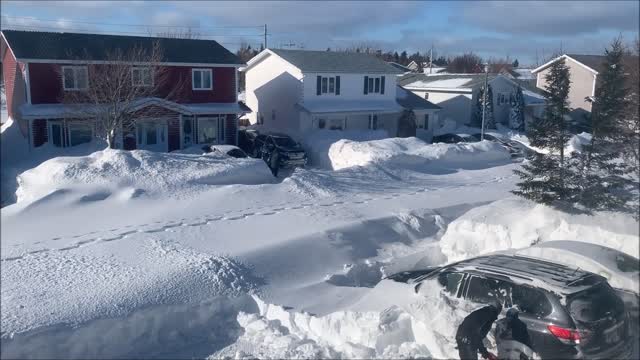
[440,198,639,262]
[16,149,274,203]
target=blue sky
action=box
[1,1,638,65]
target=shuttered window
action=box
[336,76,341,95]
[318,76,339,95]
[364,76,385,95]
[317,76,322,95]
[364,76,369,94]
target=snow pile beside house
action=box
[327,137,510,170]
[440,197,639,262]
[303,129,389,169]
[212,289,478,360]
[15,149,274,203]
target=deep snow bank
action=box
[212,282,484,360]
[303,130,389,169]
[15,149,274,203]
[328,137,510,171]
[440,198,640,262]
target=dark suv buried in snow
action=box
[260,133,307,171]
[387,254,634,359]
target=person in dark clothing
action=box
[456,302,502,360]
[495,308,535,360]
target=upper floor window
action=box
[62,66,88,90]
[498,92,512,106]
[132,67,153,87]
[192,69,213,90]
[317,76,340,95]
[424,92,429,100]
[363,76,385,95]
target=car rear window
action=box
[273,137,297,147]
[512,285,552,317]
[567,282,624,323]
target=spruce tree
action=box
[512,59,519,68]
[569,38,633,211]
[513,58,573,205]
[509,86,526,131]
[485,84,496,129]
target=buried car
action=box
[386,254,634,359]
[261,133,307,170]
[432,133,479,144]
[202,145,249,158]
[472,133,531,158]
[506,241,639,321]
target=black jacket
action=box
[456,305,501,356]
[495,317,532,349]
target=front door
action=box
[136,120,167,152]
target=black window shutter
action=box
[381,76,385,94]
[317,76,322,95]
[364,76,369,94]
[336,76,340,95]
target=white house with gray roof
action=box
[399,73,546,131]
[242,49,440,140]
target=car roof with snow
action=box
[443,254,605,296]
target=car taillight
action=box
[548,325,582,344]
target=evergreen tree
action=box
[512,59,519,68]
[512,58,573,205]
[473,84,495,129]
[509,86,526,131]
[569,38,633,211]
[400,51,408,65]
[393,51,400,63]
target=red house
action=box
[0,30,250,152]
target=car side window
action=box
[438,272,464,296]
[465,276,511,304]
[511,285,552,317]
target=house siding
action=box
[224,114,237,145]
[2,42,30,136]
[27,64,237,105]
[536,57,595,112]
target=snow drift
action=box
[15,149,275,203]
[327,137,510,171]
[303,130,389,169]
[440,198,640,262]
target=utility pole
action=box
[481,62,489,141]
[263,24,267,49]
[429,44,434,74]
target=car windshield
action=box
[227,149,247,158]
[273,137,297,147]
[462,135,479,142]
[567,282,624,323]
[615,252,640,273]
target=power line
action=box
[1,15,264,30]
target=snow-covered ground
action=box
[1,129,638,359]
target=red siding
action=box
[29,63,63,104]
[28,64,237,104]
[2,42,27,120]
[32,119,47,147]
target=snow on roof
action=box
[405,77,474,89]
[19,99,251,119]
[297,99,403,114]
[514,68,535,80]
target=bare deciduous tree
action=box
[61,41,184,148]
[446,53,484,73]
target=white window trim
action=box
[197,115,222,144]
[62,66,89,91]
[192,68,213,90]
[131,67,154,87]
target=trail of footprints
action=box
[2,187,433,262]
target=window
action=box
[368,114,378,130]
[50,122,63,147]
[438,272,464,296]
[68,122,93,146]
[465,276,511,304]
[329,118,344,130]
[317,76,340,95]
[417,114,429,129]
[132,67,153,87]
[192,69,213,90]
[62,66,88,90]
[498,92,512,106]
[364,76,385,94]
[197,116,219,143]
[511,285,552,317]
[424,92,429,100]
[318,118,326,129]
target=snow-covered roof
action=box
[513,68,535,80]
[297,99,403,114]
[395,86,440,111]
[19,98,251,120]
[399,73,497,91]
